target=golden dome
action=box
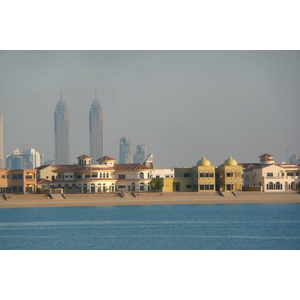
[197,155,211,166]
[223,155,237,166]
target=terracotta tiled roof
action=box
[114,164,152,170]
[259,153,274,158]
[37,178,53,184]
[52,165,115,172]
[97,156,116,161]
[77,154,92,159]
[36,165,62,170]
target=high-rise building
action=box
[54,92,70,165]
[290,154,300,164]
[89,91,104,164]
[0,116,4,168]
[6,148,44,169]
[133,144,147,164]
[119,137,132,164]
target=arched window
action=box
[140,172,144,179]
[276,182,281,190]
[107,173,109,178]
[103,173,106,178]
[268,182,273,190]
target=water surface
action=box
[1,203,300,250]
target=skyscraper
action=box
[89,91,103,164]
[119,137,132,164]
[133,144,147,164]
[0,116,4,168]
[6,148,44,169]
[54,92,70,165]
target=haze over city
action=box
[1,50,299,168]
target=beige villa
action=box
[243,153,300,192]
[51,154,153,193]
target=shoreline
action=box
[0,192,300,209]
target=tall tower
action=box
[89,91,104,164]
[119,137,132,164]
[0,116,4,168]
[133,144,146,164]
[54,92,70,165]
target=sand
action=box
[0,191,299,209]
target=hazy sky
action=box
[1,51,299,168]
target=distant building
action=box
[119,137,132,164]
[144,153,154,169]
[89,92,104,164]
[290,154,300,164]
[0,116,4,168]
[54,92,70,165]
[133,144,146,164]
[6,148,44,169]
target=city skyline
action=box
[1,51,300,168]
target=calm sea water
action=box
[0,203,300,250]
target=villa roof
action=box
[37,178,53,184]
[114,164,152,170]
[97,156,116,161]
[52,165,115,172]
[259,153,274,158]
[77,154,92,159]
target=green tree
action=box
[151,178,163,190]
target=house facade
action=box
[0,168,37,193]
[162,155,242,192]
[243,153,300,192]
[51,154,153,193]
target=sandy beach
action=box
[0,191,299,209]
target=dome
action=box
[197,155,211,166]
[223,155,237,166]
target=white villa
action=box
[243,153,300,192]
[51,154,153,193]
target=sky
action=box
[1,50,300,168]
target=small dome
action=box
[223,155,237,166]
[197,155,211,166]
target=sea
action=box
[1,202,300,250]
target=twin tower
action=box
[54,92,103,165]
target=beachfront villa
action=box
[51,154,153,193]
[162,155,242,193]
[243,153,300,192]
[0,168,37,193]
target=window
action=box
[275,182,281,190]
[85,175,91,178]
[92,173,97,178]
[77,175,82,178]
[184,173,189,177]
[65,175,68,178]
[140,172,144,179]
[1,175,5,179]
[199,173,204,177]
[25,175,32,179]
[226,173,232,177]
[268,182,274,190]
[119,174,126,179]
[12,175,18,179]
[200,185,204,190]
[210,185,214,190]
[186,185,192,189]
[267,173,273,177]
[209,173,214,177]
[287,172,293,176]
[296,172,299,176]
